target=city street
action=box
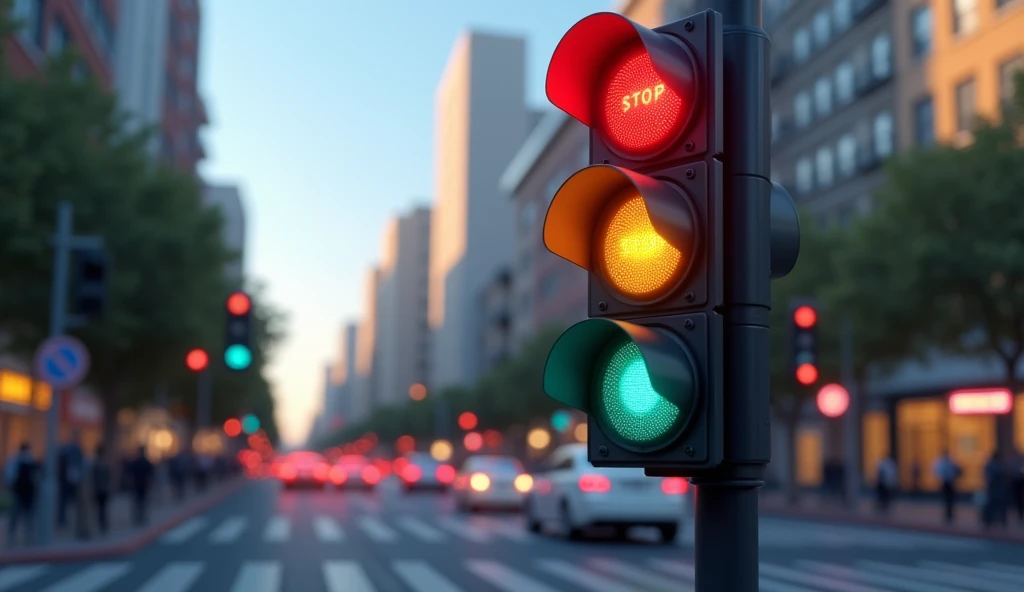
[2,478,1022,592]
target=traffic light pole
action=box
[196,369,212,429]
[694,2,770,591]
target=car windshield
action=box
[470,456,523,475]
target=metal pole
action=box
[694,2,767,591]
[38,202,73,546]
[196,369,212,429]
[841,316,860,508]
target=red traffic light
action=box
[816,383,850,418]
[227,292,251,316]
[546,12,699,158]
[793,305,817,329]
[458,412,478,431]
[185,348,208,372]
[223,418,242,437]
[795,363,818,386]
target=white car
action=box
[524,444,689,542]
[453,455,533,511]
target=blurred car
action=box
[452,455,532,512]
[273,451,330,489]
[330,455,382,490]
[523,444,688,542]
[397,452,456,492]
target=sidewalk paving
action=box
[760,490,1024,543]
[0,476,244,563]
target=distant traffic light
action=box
[540,10,725,471]
[241,413,260,435]
[185,348,209,372]
[790,301,819,386]
[223,418,242,438]
[224,291,252,371]
[71,249,109,317]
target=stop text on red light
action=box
[621,83,666,113]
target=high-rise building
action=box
[429,31,529,390]
[6,0,118,87]
[329,322,358,425]
[352,268,381,422]
[479,266,514,373]
[114,0,206,173]
[201,183,246,286]
[375,206,431,406]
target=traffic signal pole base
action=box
[692,466,764,592]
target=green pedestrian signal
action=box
[225,344,252,370]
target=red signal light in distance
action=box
[223,418,242,437]
[186,348,209,372]
[458,412,478,431]
[795,363,818,386]
[794,305,817,329]
[227,292,251,316]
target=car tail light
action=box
[470,472,491,492]
[313,463,330,481]
[578,474,611,493]
[514,474,534,493]
[279,463,297,480]
[329,466,347,485]
[362,465,381,485]
[435,464,456,484]
[403,464,423,483]
[661,477,689,495]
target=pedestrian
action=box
[982,452,1009,529]
[57,431,85,529]
[1009,450,1024,524]
[170,451,187,501]
[92,444,113,535]
[875,456,898,514]
[4,442,39,547]
[933,450,962,524]
[129,446,154,526]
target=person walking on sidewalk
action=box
[875,456,898,514]
[4,443,38,547]
[982,452,1009,529]
[57,432,85,529]
[1009,450,1024,524]
[933,450,962,524]
[91,445,113,535]
[128,446,154,526]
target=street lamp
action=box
[409,383,427,401]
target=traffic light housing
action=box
[224,291,253,371]
[71,249,108,317]
[541,10,724,471]
[790,301,819,387]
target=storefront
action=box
[0,368,52,461]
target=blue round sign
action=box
[34,336,91,390]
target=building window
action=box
[952,0,979,36]
[833,0,852,31]
[815,147,834,188]
[812,11,831,48]
[12,0,45,48]
[835,62,854,104]
[837,134,857,178]
[914,97,935,147]
[793,28,811,64]
[796,157,814,194]
[955,78,976,133]
[519,201,538,236]
[873,112,894,158]
[999,53,1024,106]
[911,6,932,57]
[814,77,833,118]
[871,34,892,80]
[794,92,812,128]
[47,17,71,55]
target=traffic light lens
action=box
[599,195,684,301]
[796,363,818,386]
[794,305,816,329]
[599,44,686,156]
[227,292,251,316]
[225,344,252,370]
[594,339,682,447]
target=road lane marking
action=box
[798,560,963,592]
[397,516,447,541]
[160,516,208,544]
[314,516,345,542]
[590,558,679,592]
[357,516,398,542]
[473,516,529,542]
[537,559,643,592]
[648,560,812,592]
[436,517,491,543]
[230,561,281,592]
[209,516,248,544]
[762,563,887,592]
[393,560,463,592]
[465,560,561,592]
[135,562,205,592]
[0,565,49,591]
[263,516,290,542]
[918,561,1024,585]
[41,563,131,592]
[858,561,1019,592]
[323,561,375,592]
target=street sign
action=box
[34,335,90,389]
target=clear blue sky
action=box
[197,0,610,445]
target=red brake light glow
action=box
[313,463,329,481]
[662,477,689,495]
[362,465,381,485]
[402,464,423,483]
[578,474,612,493]
[279,463,297,481]
[435,464,456,484]
[599,45,686,156]
[329,466,347,485]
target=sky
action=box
[197,0,611,446]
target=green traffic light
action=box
[241,414,260,435]
[594,338,683,447]
[225,344,252,370]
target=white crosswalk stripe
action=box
[437,516,492,542]
[397,515,448,541]
[323,561,374,592]
[859,561,1020,592]
[918,561,1024,586]
[135,562,205,592]
[393,560,464,592]
[263,516,290,542]
[229,561,281,592]
[466,560,562,592]
[649,559,818,592]
[160,517,208,544]
[209,516,248,544]
[538,559,644,592]
[471,516,530,542]
[797,561,960,592]
[357,515,398,542]
[0,565,49,591]
[40,563,131,592]
[590,558,683,592]
[313,516,345,542]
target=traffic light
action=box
[790,301,819,387]
[71,249,108,316]
[540,10,724,471]
[224,291,253,371]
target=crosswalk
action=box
[2,558,1022,592]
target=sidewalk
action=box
[760,490,1024,543]
[0,477,245,564]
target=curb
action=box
[761,506,1024,545]
[0,479,246,565]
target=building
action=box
[352,268,381,422]
[428,31,531,390]
[375,206,432,406]
[201,183,246,286]
[6,0,117,86]
[114,0,206,173]
[479,266,514,373]
[498,0,707,353]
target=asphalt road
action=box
[2,478,1023,591]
